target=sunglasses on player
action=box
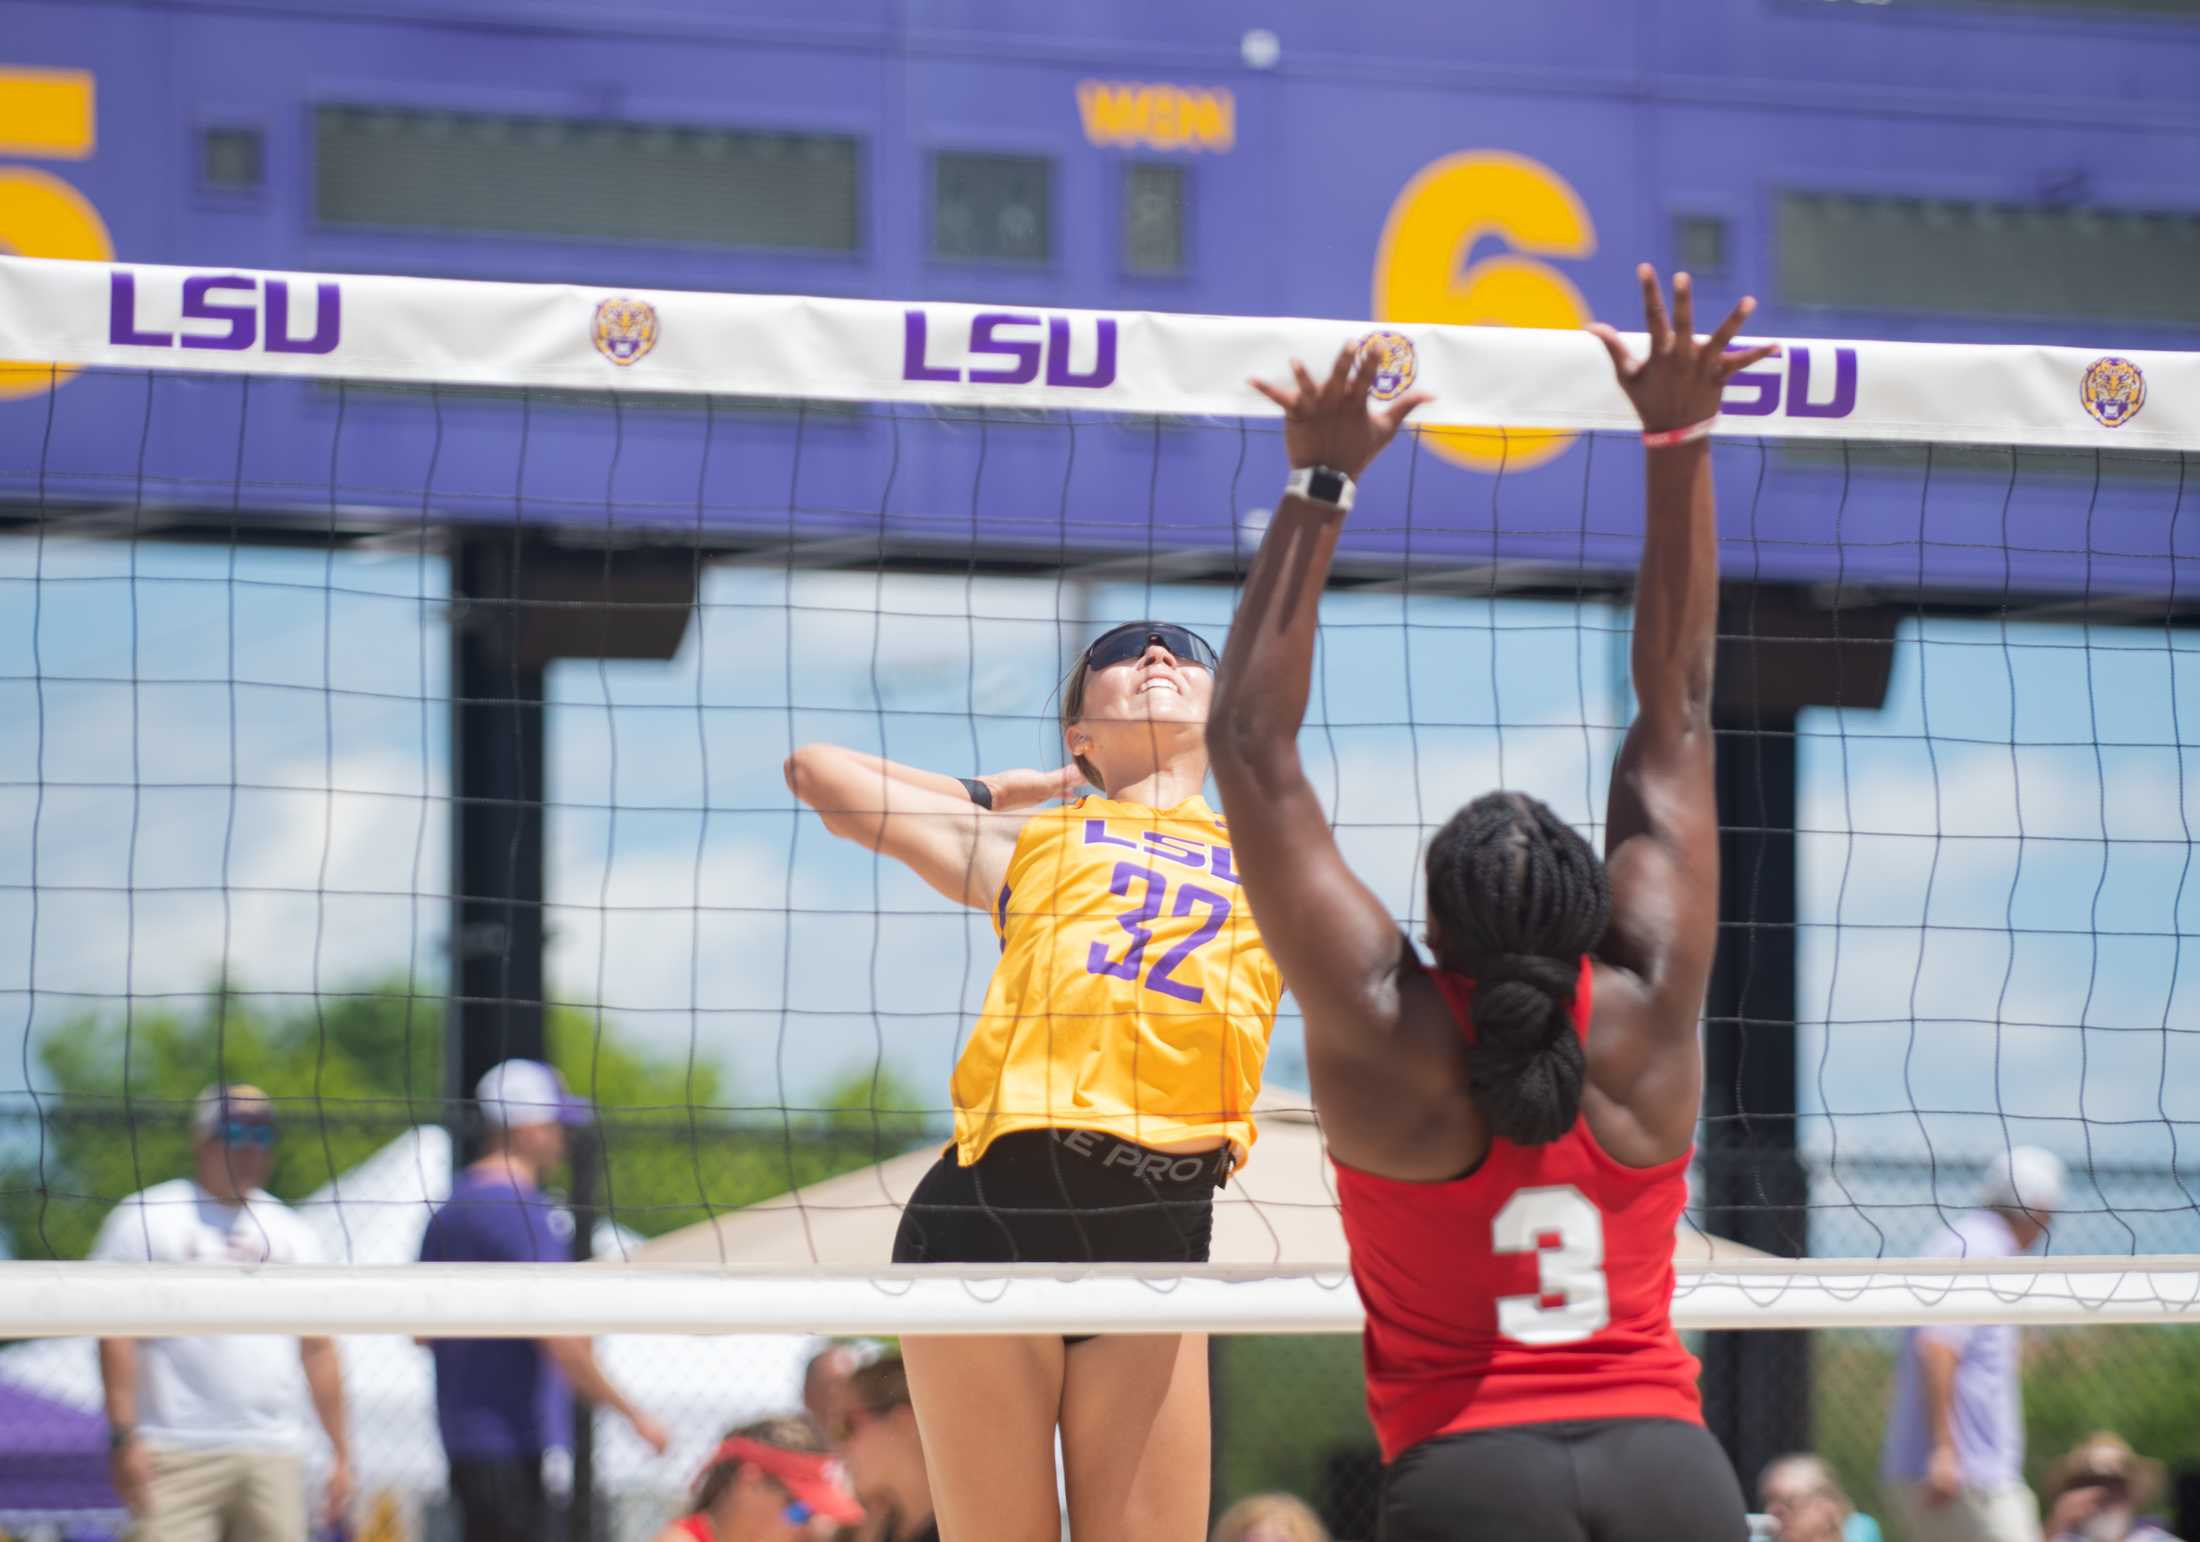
[219,1120,277,1149]
[1082,622,1220,676]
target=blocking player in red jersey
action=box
[1207,266,1777,1542]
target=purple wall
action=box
[2,0,2196,599]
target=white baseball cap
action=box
[1981,1145,2068,1216]
[191,1083,275,1139]
[475,1059,591,1130]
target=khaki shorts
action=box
[1895,1481,2042,1542]
[134,1447,306,1542]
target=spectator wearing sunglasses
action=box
[831,1355,935,1542]
[785,616,1283,1540]
[91,1084,352,1542]
[2044,1433,2181,1542]
[654,1417,865,1542]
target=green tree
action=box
[0,980,934,1259]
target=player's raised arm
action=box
[1207,345,1434,1146]
[782,744,1078,910]
[1586,266,1779,1142]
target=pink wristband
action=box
[1641,416,1718,450]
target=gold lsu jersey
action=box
[949,794,1283,1169]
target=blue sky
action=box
[4,503,2197,1256]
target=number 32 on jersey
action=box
[1492,1185,1611,1346]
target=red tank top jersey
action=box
[1334,957,1702,1462]
[675,1516,712,1542]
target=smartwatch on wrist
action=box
[1284,465,1355,512]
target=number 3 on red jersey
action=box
[1492,1186,1612,1346]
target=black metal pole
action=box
[568,1124,601,1542]
[1693,586,1896,1491]
[448,533,549,1161]
[1698,700,1811,1493]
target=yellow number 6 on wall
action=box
[1372,151,1595,475]
[0,67,114,401]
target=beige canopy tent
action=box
[630,1084,1770,1270]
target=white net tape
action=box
[2,1257,2196,1338]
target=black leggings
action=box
[446,1457,549,1542]
[890,1128,1220,1265]
[1381,1417,1748,1542]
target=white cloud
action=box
[8,751,446,1009]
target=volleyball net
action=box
[0,254,2197,1342]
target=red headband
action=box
[693,1437,863,1524]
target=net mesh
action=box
[1,329,2197,1538]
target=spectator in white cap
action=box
[419,1059,669,1542]
[91,1083,352,1542]
[1881,1144,2070,1542]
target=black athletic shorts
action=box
[890,1128,1224,1266]
[446,1455,550,1542]
[1381,1417,1748,1542]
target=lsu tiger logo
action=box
[2080,356,2145,429]
[592,296,659,367]
[1355,330,1419,402]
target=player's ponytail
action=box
[1424,792,1611,1146]
[1059,653,1107,793]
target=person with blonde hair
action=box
[1758,1453,1882,1542]
[1210,1491,1330,1542]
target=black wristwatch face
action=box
[1308,467,1347,504]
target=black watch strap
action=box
[1285,465,1356,510]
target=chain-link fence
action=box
[4,1103,2197,1541]
[0,1098,921,1542]
[1797,1153,2200,1542]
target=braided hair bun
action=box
[1425,793,1611,1145]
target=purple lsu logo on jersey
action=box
[903,309,1119,389]
[107,270,341,355]
[1082,819,1239,885]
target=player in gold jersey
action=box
[783,621,1283,1542]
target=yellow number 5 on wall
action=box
[1372,151,1595,475]
[0,67,114,401]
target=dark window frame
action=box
[311,104,865,256]
[1122,160,1190,278]
[192,118,269,209]
[1777,189,2200,326]
[1673,213,1732,278]
[927,148,1056,267]
[1784,0,2198,17]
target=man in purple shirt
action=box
[1881,1146,2069,1542]
[420,1059,669,1542]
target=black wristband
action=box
[108,1424,137,1451]
[958,777,995,810]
